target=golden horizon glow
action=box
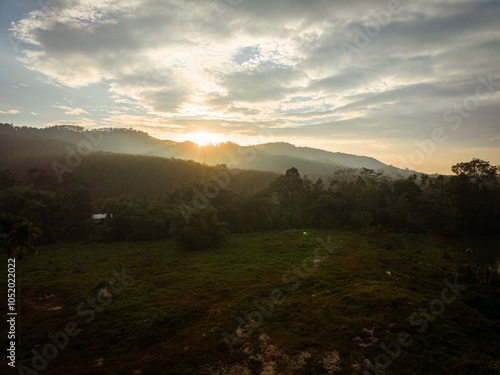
[187,131,228,146]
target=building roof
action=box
[92,214,111,220]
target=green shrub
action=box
[349,210,374,228]
[383,233,407,251]
[169,205,228,250]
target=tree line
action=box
[1,157,499,251]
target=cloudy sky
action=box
[1,0,499,174]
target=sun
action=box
[188,131,226,146]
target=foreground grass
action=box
[2,229,500,374]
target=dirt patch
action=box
[321,351,341,374]
[202,335,342,374]
[23,293,67,312]
[98,286,112,298]
[353,326,378,348]
[94,358,104,366]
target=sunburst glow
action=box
[188,132,227,146]
[1,0,499,174]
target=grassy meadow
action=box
[3,230,500,374]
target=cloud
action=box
[0,109,20,114]
[7,0,500,172]
[54,105,89,115]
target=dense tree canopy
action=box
[0,158,499,247]
[451,158,499,183]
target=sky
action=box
[1,0,499,174]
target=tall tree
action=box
[451,158,499,185]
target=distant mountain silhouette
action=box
[254,142,386,169]
[0,123,420,179]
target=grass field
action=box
[3,229,500,374]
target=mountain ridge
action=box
[0,123,420,179]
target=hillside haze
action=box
[0,124,419,179]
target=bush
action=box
[349,210,373,228]
[384,233,407,251]
[169,206,228,250]
[458,264,500,288]
[366,226,406,251]
[366,225,391,238]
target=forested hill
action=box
[0,123,419,180]
[0,124,279,200]
[1,122,499,245]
